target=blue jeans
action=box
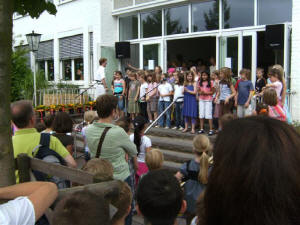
[158,101,171,127]
[175,102,184,128]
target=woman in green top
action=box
[85,94,137,181]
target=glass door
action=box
[140,41,163,70]
[219,32,240,79]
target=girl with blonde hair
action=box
[175,134,212,224]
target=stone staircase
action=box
[73,121,216,172]
[146,127,216,172]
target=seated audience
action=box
[52,112,74,154]
[145,149,164,172]
[42,114,55,134]
[35,122,46,133]
[130,116,152,185]
[263,88,286,121]
[202,117,300,225]
[11,100,76,182]
[111,181,133,225]
[81,111,98,161]
[85,94,137,182]
[175,135,212,224]
[219,113,235,130]
[52,190,110,225]
[0,182,58,225]
[136,169,186,225]
[82,158,114,182]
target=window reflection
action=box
[192,0,219,32]
[258,0,292,25]
[63,60,72,81]
[119,15,138,40]
[75,58,84,80]
[165,5,189,35]
[141,10,162,38]
[48,60,54,81]
[223,0,254,29]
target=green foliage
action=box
[13,0,57,18]
[11,47,48,101]
[53,80,80,89]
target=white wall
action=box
[13,0,117,87]
[291,0,300,121]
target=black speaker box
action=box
[115,42,130,59]
[265,24,284,50]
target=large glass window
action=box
[38,61,45,72]
[223,0,254,29]
[62,60,72,81]
[119,15,138,40]
[165,5,189,35]
[258,0,292,25]
[141,10,162,38]
[75,58,84,80]
[192,0,219,32]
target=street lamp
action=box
[26,31,41,107]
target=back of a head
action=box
[44,114,55,128]
[52,190,109,225]
[115,116,131,133]
[111,181,132,223]
[11,100,34,128]
[137,169,183,225]
[84,111,97,124]
[96,94,118,119]
[145,149,164,171]
[204,117,300,225]
[263,88,277,106]
[82,158,113,182]
[52,112,73,133]
[220,113,235,128]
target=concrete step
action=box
[160,149,193,164]
[146,127,217,143]
[162,160,181,172]
[149,135,194,154]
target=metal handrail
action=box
[144,97,183,134]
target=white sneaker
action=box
[165,126,170,129]
[172,127,178,130]
[155,125,160,128]
[178,127,184,131]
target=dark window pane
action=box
[119,15,138,40]
[165,5,189,35]
[192,0,219,32]
[63,60,72,81]
[75,58,84,80]
[141,10,162,38]
[223,0,254,29]
[258,0,292,25]
[47,60,54,81]
[39,61,45,72]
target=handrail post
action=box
[16,154,31,183]
[144,98,182,134]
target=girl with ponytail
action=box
[130,115,152,185]
[175,134,212,224]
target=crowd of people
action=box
[111,62,289,135]
[0,60,297,225]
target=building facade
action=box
[13,0,118,88]
[13,0,299,121]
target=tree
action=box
[0,0,56,187]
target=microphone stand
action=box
[139,82,162,102]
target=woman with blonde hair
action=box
[175,134,212,224]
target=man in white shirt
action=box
[94,58,108,99]
[0,182,58,225]
[157,74,173,129]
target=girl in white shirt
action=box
[130,116,152,185]
[173,73,185,130]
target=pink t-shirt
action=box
[147,82,158,97]
[272,81,283,101]
[198,81,214,101]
